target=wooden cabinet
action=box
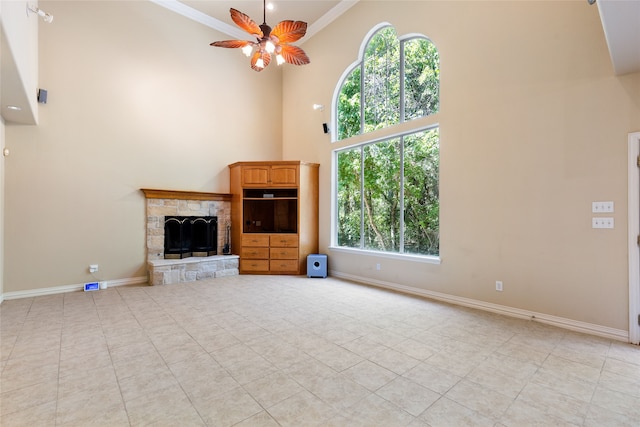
[240,164,299,187]
[229,161,319,275]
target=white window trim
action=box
[328,245,441,265]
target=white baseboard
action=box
[330,271,630,343]
[1,276,148,301]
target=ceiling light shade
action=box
[210,0,310,72]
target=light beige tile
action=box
[517,382,590,425]
[376,376,440,416]
[313,343,364,372]
[192,386,262,426]
[305,373,371,411]
[124,383,202,426]
[233,410,281,427]
[342,393,415,426]
[466,353,538,399]
[418,397,494,427]
[2,276,639,426]
[369,347,420,375]
[343,360,398,391]
[590,385,640,419]
[607,342,640,367]
[445,380,512,421]
[402,362,461,394]
[393,338,435,360]
[0,380,58,416]
[118,368,179,402]
[603,357,640,381]
[501,399,578,427]
[584,401,639,427]
[267,390,337,427]
[0,400,57,427]
[225,354,278,384]
[244,371,304,408]
[341,336,389,359]
[56,383,125,426]
[529,368,596,402]
[597,369,640,398]
[541,354,602,383]
[57,364,119,399]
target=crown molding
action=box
[149,0,360,44]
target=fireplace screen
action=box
[164,216,217,259]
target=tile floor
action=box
[1,275,639,426]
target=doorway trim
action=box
[628,131,640,345]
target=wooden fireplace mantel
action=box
[141,188,232,202]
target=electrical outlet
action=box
[496,281,503,291]
[376,263,381,271]
[89,264,98,273]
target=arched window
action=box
[336,26,439,140]
[333,25,440,259]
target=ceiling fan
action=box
[210,0,310,72]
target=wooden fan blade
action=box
[210,40,252,49]
[279,45,310,66]
[230,8,263,38]
[250,51,271,72]
[271,20,308,43]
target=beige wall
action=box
[283,1,640,331]
[4,1,282,292]
[1,116,4,301]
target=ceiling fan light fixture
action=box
[265,40,276,54]
[241,45,254,57]
[209,0,310,72]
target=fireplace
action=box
[164,216,217,259]
[142,188,239,285]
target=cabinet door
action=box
[241,167,270,186]
[270,165,298,186]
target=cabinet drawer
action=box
[270,260,299,272]
[242,235,270,247]
[241,260,269,272]
[242,247,269,259]
[270,235,298,247]
[270,247,298,260]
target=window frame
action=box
[330,124,441,265]
[330,23,441,264]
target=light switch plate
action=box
[592,217,614,229]
[592,201,614,213]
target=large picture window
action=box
[334,25,440,258]
[336,127,439,256]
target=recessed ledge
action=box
[141,188,232,202]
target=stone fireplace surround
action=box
[142,189,239,285]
